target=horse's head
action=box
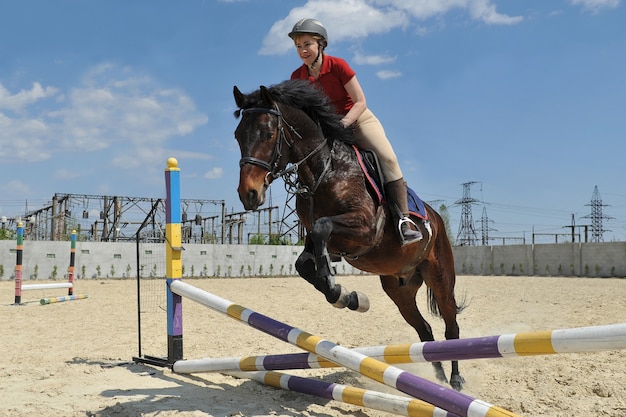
[233,80,352,211]
[233,85,289,210]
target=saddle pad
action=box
[408,186,429,221]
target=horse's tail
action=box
[424,203,467,317]
[427,287,467,317]
[426,287,439,316]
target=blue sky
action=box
[1,0,625,243]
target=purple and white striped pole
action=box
[169,280,520,417]
[174,322,626,373]
[230,370,458,417]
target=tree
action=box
[0,228,14,240]
[438,204,456,245]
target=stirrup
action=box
[398,217,422,245]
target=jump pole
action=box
[169,279,520,417]
[22,282,73,290]
[165,157,184,364]
[68,229,76,295]
[13,222,24,305]
[40,294,89,305]
[230,370,456,417]
[174,322,626,373]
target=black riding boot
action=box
[385,178,423,245]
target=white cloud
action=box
[0,111,51,161]
[57,69,208,154]
[353,52,396,65]
[467,0,524,24]
[0,64,208,167]
[377,70,402,79]
[54,168,82,180]
[259,0,408,55]
[0,82,59,113]
[0,180,33,196]
[569,0,620,13]
[204,167,224,179]
[376,0,523,24]
[259,0,523,55]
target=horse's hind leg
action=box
[421,260,464,391]
[379,274,457,389]
[425,281,463,390]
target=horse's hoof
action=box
[450,374,465,391]
[330,285,350,309]
[432,362,448,384]
[347,291,370,312]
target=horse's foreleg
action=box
[310,218,369,312]
[295,235,344,303]
[295,239,316,285]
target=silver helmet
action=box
[288,18,328,47]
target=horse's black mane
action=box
[237,79,354,143]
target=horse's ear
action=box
[259,85,274,107]
[233,86,245,108]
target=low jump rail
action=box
[40,294,89,305]
[169,279,520,417]
[173,322,626,373]
[229,369,453,417]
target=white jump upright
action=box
[13,227,86,305]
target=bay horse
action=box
[233,79,465,390]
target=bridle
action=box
[237,105,331,195]
[238,106,287,176]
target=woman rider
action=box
[288,18,422,245]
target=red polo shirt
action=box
[290,55,356,116]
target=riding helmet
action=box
[288,18,328,47]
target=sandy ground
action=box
[1,275,625,417]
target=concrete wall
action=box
[453,242,626,277]
[1,240,624,281]
[0,241,364,281]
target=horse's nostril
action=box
[247,190,258,204]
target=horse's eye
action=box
[266,131,274,140]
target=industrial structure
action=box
[0,193,293,245]
[582,185,613,242]
[0,185,617,245]
[454,181,480,246]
